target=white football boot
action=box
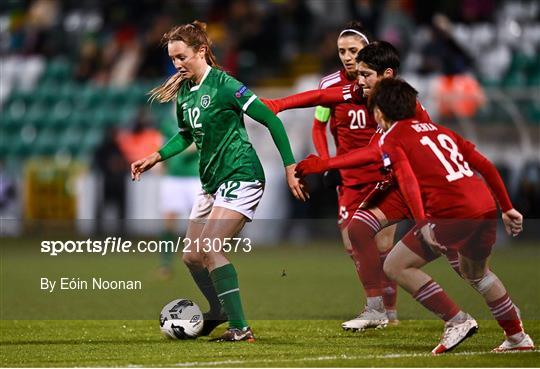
[493,333,534,352]
[432,314,478,354]
[342,308,389,331]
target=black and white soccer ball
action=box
[159,299,203,339]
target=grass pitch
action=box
[1,238,539,367]
[1,320,539,367]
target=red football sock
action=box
[445,250,462,277]
[379,250,398,311]
[488,293,523,336]
[413,280,461,321]
[347,209,383,297]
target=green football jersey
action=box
[176,66,265,194]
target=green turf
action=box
[1,239,539,366]
[1,320,539,367]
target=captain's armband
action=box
[314,106,331,122]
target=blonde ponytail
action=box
[148,71,185,103]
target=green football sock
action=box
[210,263,249,329]
[189,268,222,315]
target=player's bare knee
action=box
[383,252,400,281]
[374,225,395,253]
[383,261,398,281]
[182,251,204,268]
[384,241,416,281]
[459,262,486,281]
[465,270,498,295]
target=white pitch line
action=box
[174,349,539,367]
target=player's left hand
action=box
[260,98,280,115]
[502,208,523,237]
[286,164,309,201]
[295,154,329,177]
[419,223,447,255]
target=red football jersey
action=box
[331,100,432,186]
[379,119,497,219]
[318,69,377,187]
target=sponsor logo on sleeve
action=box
[380,152,392,175]
[235,85,248,98]
[382,153,391,168]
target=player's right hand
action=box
[260,98,280,115]
[502,208,523,237]
[131,152,161,181]
[295,154,329,177]
[350,82,365,104]
[419,223,447,256]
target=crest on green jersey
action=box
[201,95,211,109]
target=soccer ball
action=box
[159,299,204,339]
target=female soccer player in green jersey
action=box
[130,21,308,342]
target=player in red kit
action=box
[267,41,434,330]
[369,77,534,354]
[264,27,402,328]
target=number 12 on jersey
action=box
[187,107,202,129]
[420,134,473,182]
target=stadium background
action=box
[1,0,539,237]
[1,1,540,366]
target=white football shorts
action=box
[189,180,264,222]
